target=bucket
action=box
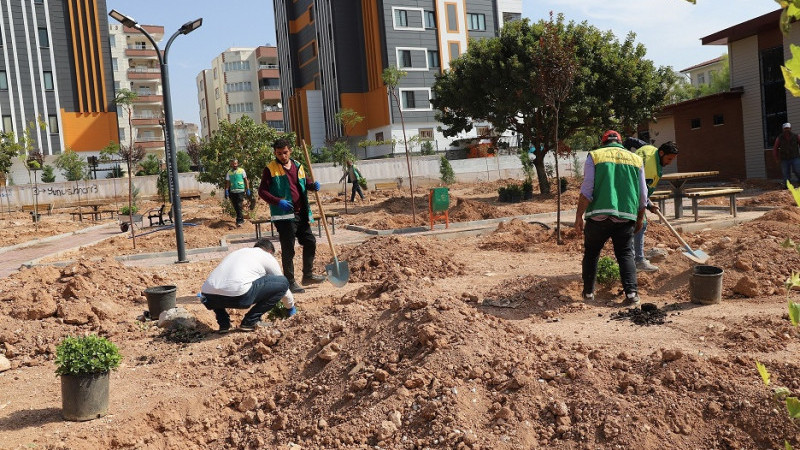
[690,265,724,305]
[143,285,177,319]
[61,372,109,421]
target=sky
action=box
[104,0,779,127]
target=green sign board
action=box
[430,187,450,213]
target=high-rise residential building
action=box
[0,0,117,158]
[108,22,166,158]
[173,120,199,152]
[196,46,283,139]
[273,0,522,155]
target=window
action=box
[215,87,219,99]
[48,115,58,133]
[395,9,408,27]
[3,116,11,132]
[761,46,787,148]
[34,0,44,3]
[446,4,458,32]
[43,71,53,90]
[38,27,49,47]
[118,127,125,141]
[224,61,250,71]
[112,58,118,71]
[114,81,121,91]
[225,81,252,92]
[134,41,146,50]
[213,67,217,79]
[375,132,384,142]
[425,11,436,28]
[419,128,434,140]
[402,91,416,109]
[467,13,486,31]
[713,114,725,126]
[449,42,461,61]
[690,118,701,129]
[216,108,221,118]
[697,73,705,85]
[227,102,254,114]
[428,50,439,69]
[399,50,412,68]
[109,35,115,48]
[476,126,490,136]
[0,71,7,90]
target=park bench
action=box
[146,204,173,227]
[179,190,201,200]
[252,211,339,239]
[685,187,744,222]
[374,182,399,192]
[252,217,273,239]
[70,211,98,221]
[21,203,53,215]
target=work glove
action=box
[224,189,229,199]
[312,181,320,191]
[286,306,297,318]
[278,199,293,212]
[246,189,251,197]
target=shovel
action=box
[301,141,350,287]
[654,209,709,264]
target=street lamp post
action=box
[109,10,202,263]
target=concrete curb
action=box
[346,210,567,235]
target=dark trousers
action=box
[201,274,289,327]
[350,181,364,201]
[230,191,245,224]
[274,216,316,283]
[582,217,637,296]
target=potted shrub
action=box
[498,186,510,202]
[508,184,523,203]
[55,335,121,421]
[522,179,533,200]
[560,177,568,193]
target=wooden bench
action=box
[374,182,399,192]
[685,188,744,222]
[252,217,273,239]
[312,211,339,237]
[21,203,53,215]
[70,211,98,221]
[179,191,201,200]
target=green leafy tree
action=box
[0,131,22,213]
[41,165,56,183]
[335,108,364,137]
[432,17,674,194]
[177,151,192,173]
[197,116,294,194]
[137,154,161,176]
[186,137,202,171]
[439,155,455,185]
[383,65,417,222]
[421,140,435,155]
[54,149,87,181]
[114,88,141,247]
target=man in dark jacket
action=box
[773,122,800,188]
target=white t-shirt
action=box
[201,247,294,308]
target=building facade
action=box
[273,0,521,155]
[680,56,725,88]
[196,46,283,139]
[0,0,117,160]
[108,22,165,158]
[173,120,198,152]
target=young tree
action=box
[432,17,674,194]
[186,137,202,171]
[41,165,56,183]
[177,151,192,173]
[533,13,578,244]
[382,66,417,222]
[137,154,161,176]
[115,88,141,247]
[335,108,364,137]
[54,149,87,182]
[0,131,22,214]
[439,155,455,185]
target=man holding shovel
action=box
[575,130,648,305]
[258,138,326,293]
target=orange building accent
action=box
[289,6,314,34]
[61,109,119,151]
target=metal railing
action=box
[129,67,160,73]
[259,64,278,69]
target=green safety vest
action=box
[265,159,312,222]
[635,145,662,197]
[586,143,643,221]
[227,168,246,192]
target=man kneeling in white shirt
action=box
[200,239,295,332]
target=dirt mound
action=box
[449,197,501,221]
[740,189,793,207]
[340,235,466,282]
[479,218,552,252]
[755,205,800,223]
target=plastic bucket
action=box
[690,265,724,305]
[143,285,177,319]
[61,372,109,421]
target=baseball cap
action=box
[783,123,792,129]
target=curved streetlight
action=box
[109,10,202,263]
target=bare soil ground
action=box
[1,178,800,449]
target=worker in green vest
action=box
[631,141,679,272]
[224,159,250,227]
[575,130,648,305]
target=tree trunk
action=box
[553,109,562,245]
[533,156,550,195]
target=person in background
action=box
[224,159,250,227]
[339,160,365,202]
[574,130,648,305]
[200,239,294,333]
[772,122,800,188]
[258,139,327,293]
[627,141,679,272]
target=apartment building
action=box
[196,46,284,139]
[0,0,117,162]
[273,0,522,155]
[108,22,165,158]
[680,56,725,88]
[173,120,199,152]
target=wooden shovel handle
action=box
[300,141,337,261]
[654,208,696,255]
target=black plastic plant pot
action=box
[61,372,109,421]
[143,285,177,319]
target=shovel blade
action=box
[682,249,709,264]
[325,259,350,287]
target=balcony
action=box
[128,67,161,80]
[259,68,279,79]
[256,46,277,60]
[134,138,165,149]
[261,111,283,122]
[260,87,281,101]
[131,117,161,126]
[125,48,158,58]
[133,95,163,103]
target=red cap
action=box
[602,130,621,144]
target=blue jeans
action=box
[634,219,647,262]
[781,157,800,188]
[201,274,289,328]
[582,218,638,296]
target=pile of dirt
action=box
[610,303,668,326]
[449,197,502,221]
[740,188,793,207]
[340,235,466,283]
[479,218,552,252]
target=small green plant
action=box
[55,335,121,376]
[41,165,56,183]
[119,205,138,215]
[439,155,455,185]
[596,256,620,286]
[358,176,367,189]
[571,152,583,180]
[522,179,533,199]
[421,140,435,155]
[266,302,294,321]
